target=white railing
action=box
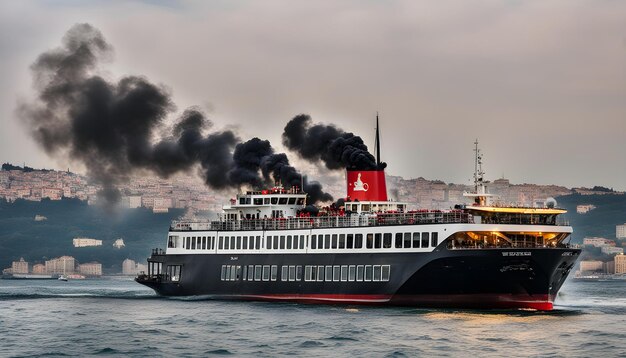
[170,211,474,232]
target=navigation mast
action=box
[375,113,381,167]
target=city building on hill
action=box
[615,254,626,274]
[34,214,47,221]
[601,246,624,256]
[605,261,615,274]
[129,195,142,208]
[73,237,103,247]
[583,237,616,247]
[576,204,596,214]
[579,260,604,273]
[32,264,45,274]
[12,258,29,274]
[78,262,102,276]
[122,259,136,275]
[617,224,626,240]
[45,256,75,274]
[113,238,125,249]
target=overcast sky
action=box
[1,1,625,189]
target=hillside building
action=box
[11,258,29,274]
[45,256,75,274]
[615,254,626,274]
[73,237,103,247]
[78,262,102,276]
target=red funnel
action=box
[346,169,388,201]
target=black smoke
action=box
[19,24,332,207]
[282,114,386,171]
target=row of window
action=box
[220,264,391,282]
[310,232,438,250]
[304,265,390,282]
[175,232,439,251]
[239,196,305,206]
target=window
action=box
[236,266,242,280]
[296,266,302,281]
[271,197,278,205]
[256,236,261,250]
[305,266,313,281]
[242,236,248,250]
[431,232,439,247]
[236,236,242,250]
[299,235,305,249]
[356,265,364,281]
[248,265,254,281]
[395,233,403,248]
[255,266,262,281]
[311,235,317,249]
[280,236,286,250]
[347,234,354,249]
[382,265,391,281]
[287,235,292,249]
[221,265,226,280]
[262,266,270,281]
[196,237,201,250]
[374,233,382,249]
[264,198,270,205]
[325,265,333,281]
[324,235,331,249]
[168,265,182,282]
[168,236,176,248]
[273,236,279,250]
[331,234,338,249]
[404,233,412,248]
[366,233,374,249]
[355,234,363,248]
[373,265,381,282]
[317,266,324,281]
[186,237,191,250]
[383,233,392,248]
[333,266,340,282]
[288,197,296,205]
[365,265,373,281]
[339,234,346,249]
[278,198,288,205]
[219,236,224,250]
[242,265,248,281]
[271,265,278,281]
[230,266,237,281]
[191,237,196,250]
[422,232,430,248]
[318,235,324,249]
[281,266,288,281]
[413,232,420,248]
[340,266,348,281]
[348,266,356,281]
[289,266,296,281]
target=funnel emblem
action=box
[353,173,369,192]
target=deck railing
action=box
[170,211,474,232]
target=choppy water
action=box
[1,278,625,357]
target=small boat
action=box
[58,275,68,282]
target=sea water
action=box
[1,278,625,357]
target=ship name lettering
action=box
[230,256,238,261]
[502,252,531,257]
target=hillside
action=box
[557,193,626,243]
[0,198,186,273]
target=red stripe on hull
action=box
[220,293,554,310]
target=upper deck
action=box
[171,210,474,232]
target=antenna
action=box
[375,112,381,167]
[473,139,484,192]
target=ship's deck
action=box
[171,211,473,232]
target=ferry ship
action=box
[137,123,580,310]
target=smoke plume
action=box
[282,114,386,171]
[19,24,331,206]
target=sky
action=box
[1,0,625,189]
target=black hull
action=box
[137,247,580,310]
